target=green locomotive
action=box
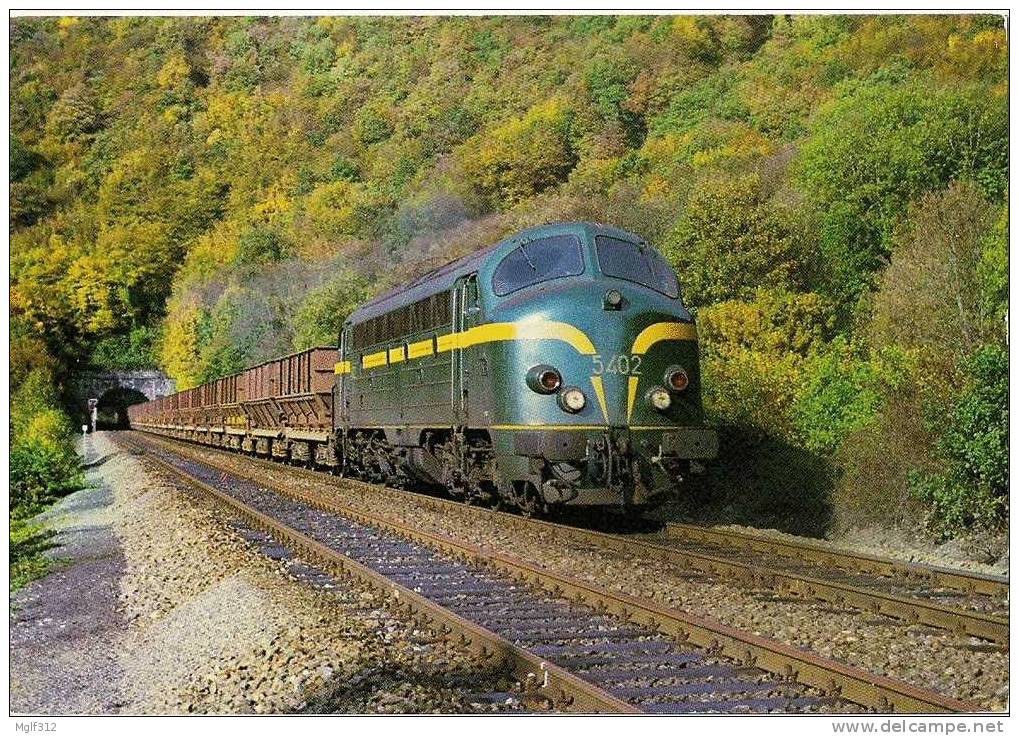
[129,221,717,514]
[336,221,717,512]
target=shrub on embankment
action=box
[10,357,84,592]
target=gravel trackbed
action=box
[10,432,519,714]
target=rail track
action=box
[123,432,984,713]
[134,429,1008,649]
[657,524,1008,638]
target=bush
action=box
[833,381,937,532]
[698,290,832,439]
[9,364,83,591]
[293,272,373,351]
[791,340,884,453]
[89,325,160,370]
[11,369,82,514]
[44,82,104,141]
[330,156,361,183]
[977,206,1008,329]
[584,57,644,146]
[455,98,579,211]
[871,182,998,356]
[667,174,811,307]
[910,343,1008,537]
[237,226,288,265]
[798,81,1007,305]
[353,105,394,146]
[10,428,82,519]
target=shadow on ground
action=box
[661,427,835,539]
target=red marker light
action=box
[668,368,689,391]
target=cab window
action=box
[595,235,680,299]
[492,234,585,296]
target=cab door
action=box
[452,273,482,426]
[334,326,350,431]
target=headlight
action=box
[558,386,587,413]
[647,386,672,411]
[526,365,562,394]
[666,367,689,391]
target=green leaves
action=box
[668,174,811,307]
[798,81,1007,306]
[909,343,1008,537]
[89,325,161,370]
[791,340,883,454]
[10,367,83,530]
[293,272,372,351]
[237,226,288,265]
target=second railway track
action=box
[124,432,987,713]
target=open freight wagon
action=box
[127,347,337,463]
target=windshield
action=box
[595,235,680,299]
[492,234,585,296]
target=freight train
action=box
[129,221,718,514]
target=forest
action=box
[9,15,1008,569]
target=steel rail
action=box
[135,430,1008,646]
[663,523,1008,598]
[131,440,638,714]
[128,432,982,714]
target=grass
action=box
[10,518,59,594]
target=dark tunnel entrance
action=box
[95,387,148,430]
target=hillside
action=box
[10,15,1008,542]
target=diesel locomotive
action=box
[129,221,718,514]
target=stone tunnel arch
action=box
[66,369,176,428]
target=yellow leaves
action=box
[199,92,247,147]
[26,409,72,449]
[64,253,120,333]
[157,54,191,89]
[641,175,671,201]
[698,290,833,437]
[57,16,79,38]
[455,97,578,209]
[699,290,832,362]
[691,127,772,167]
[940,28,1007,81]
[671,17,712,47]
[638,123,772,175]
[669,16,718,61]
[303,180,360,238]
[99,220,171,264]
[159,300,204,390]
[251,179,295,225]
[640,132,691,164]
[201,91,291,143]
[96,148,159,222]
[178,220,243,284]
[205,127,225,146]
[565,156,623,197]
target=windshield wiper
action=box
[518,240,537,271]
